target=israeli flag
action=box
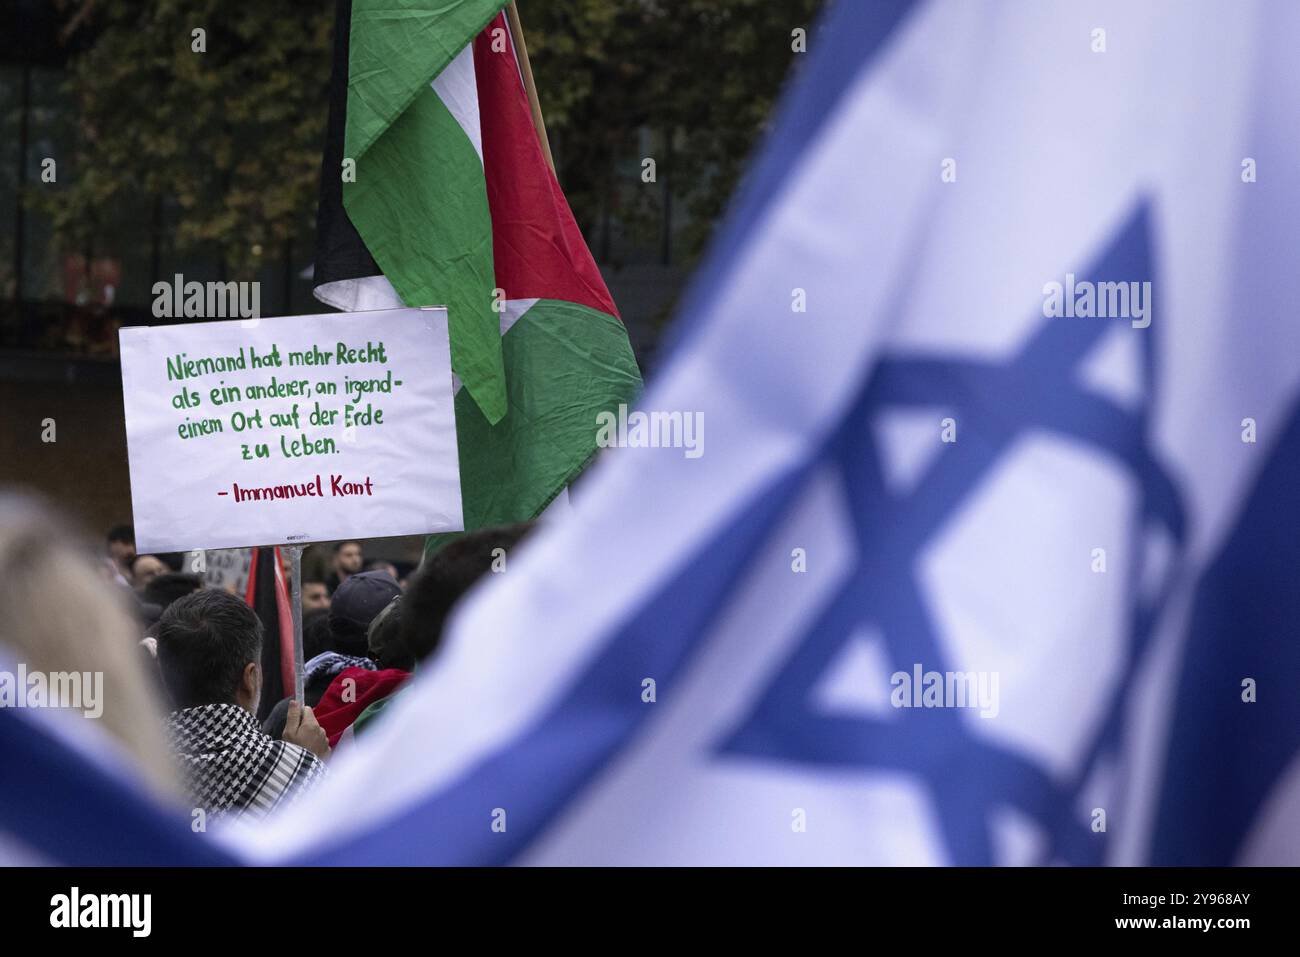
[213,0,1300,867]
[6,0,1300,866]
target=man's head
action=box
[332,541,363,579]
[329,569,401,657]
[367,596,412,671]
[302,579,330,611]
[131,554,168,588]
[363,558,400,581]
[107,524,136,575]
[401,523,533,665]
[143,572,203,611]
[156,589,263,713]
[302,608,332,662]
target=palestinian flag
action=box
[314,0,642,532]
[246,547,294,723]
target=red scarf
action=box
[314,667,411,746]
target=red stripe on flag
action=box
[473,14,620,319]
[243,547,259,606]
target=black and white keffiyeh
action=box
[303,652,376,686]
[166,703,325,822]
[303,652,377,706]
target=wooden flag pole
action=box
[506,1,557,175]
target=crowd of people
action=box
[103,528,403,623]
[1,491,531,825]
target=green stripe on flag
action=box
[344,0,507,162]
[344,89,503,423]
[344,0,509,424]
[451,299,643,532]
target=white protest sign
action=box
[199,548,254,593]
[119,307,462,552]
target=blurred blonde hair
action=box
[0,492,177,798]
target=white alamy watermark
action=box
[596,403,703,459]
[50,887,151,937]
[1042,273,1151,328]
[891,664,999,718]
[152,273,261,320]
[0,665,103,718]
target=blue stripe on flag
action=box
[297,0,922,868]
[1150,395,1300,864]
[0,707,234,865]
[299,464,814,865]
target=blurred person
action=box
[401,524,534,664]
[302,607,332,662]
[248,585,366,725]
[0,495,176,797]
[367,596,412,672]
[155,589,328,821]
[99,555,130,589]
[302,578,330,612]
[155,552,186,572]
[106,524,135,579]
[314,595,410,746]
[130,554,168,589]
[137,600,164,635]
[328,569,400,658]
[142,572,202,612]
[325,540,363,594]
[296,608,373,708]
[351,524,533,737]
[297,569,398,706]
[302,649,376,708]
[362,558,399,582]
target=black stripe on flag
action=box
[313,0,381,293]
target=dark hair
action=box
[369,597,413,671]
[401,523,532,664]
[155,589,263,709]
[302,607,332,661]
[132,552,182,574]
[142,572,203,611]
[106,524,135,545]
[156,551,186,572]
[332,540,361,552]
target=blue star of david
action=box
[717,203,1188,865]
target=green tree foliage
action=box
[43,0,331,277]
[43,0,823,277]
[525,0,825,262]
